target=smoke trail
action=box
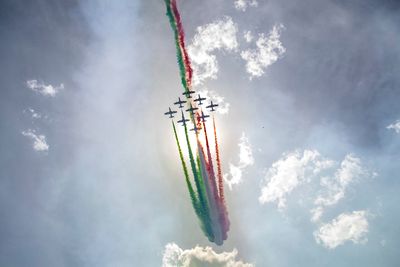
[213,116,224,201]
[213,116,230,239]
[182,120,214,241]
[164,0,192,92]
[197,140,223,245]
[169,0,193,88]
[201,116,219,198]
[172,121,199,211]
[164,0,229,245]
[202,117,230,241]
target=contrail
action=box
[197,140,223,245]
[163,0,230,245]
[213,116,230,239]
[164,0,192,92]
[213,116,225,201]
[182,118,214,241]
[172,121,198,212]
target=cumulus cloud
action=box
[224,133,254,189]
[198,89,230,114]
[387,120,400,133]
[314,211,369,249]
[259,150,334,209]
[162,243,254,267]
[26,79,63,97]
[234,0,258,12]
[188,17,239,86]
[240,24,285,78]
[21,129,49,151]
[312,154,367,222]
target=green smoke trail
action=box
[172,121,199,210]
[182,121,214,241]
[164,0,190,93]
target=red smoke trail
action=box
[197,138,223,245]
[213,116,224,201]
[169,0,193,89]
[201,115,219,202]
[202,114,230,241]
[213,116,230,239]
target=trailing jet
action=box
[186,103,199,116]
[174,97,186,108]
[193,94,206,105]
[190,123,202,134]
[199,111,210,122]
[182,90,196,98]
[164,107,177,118]
[206,101,219,112]
[177,111,189,126]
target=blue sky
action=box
[0,0,400,266]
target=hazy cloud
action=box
[21,129,49,151]
[162,243,254,267]
[387,120,400,133]
[314,211,369,249]
[24,108,42,119]
[243,31,253,43]
[26,79,64,97]
[224,133,254,189]
[234,0,258,12]
[312,155,369,222]
[240,24,285,78]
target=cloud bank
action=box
[162,243,254,267]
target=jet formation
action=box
[164,91,218,134]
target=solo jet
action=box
[174,97,186,108]
[182,90,196,98]
[193,94,206,105]
[164,107,177,118]
[206,101,219,112]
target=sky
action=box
[0,0,400,266]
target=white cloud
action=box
[312,154,366,222]
[314,211,369,249]
[387,120,400,133]
[22,129,49,151]
[234,0,258,12]
[259,150,334,209]
[224,133,254,189]
[243,31,254,43]
[162,243,254,267]
[198,89,230,114]
[188,17,239,86]
[240,24,285,78]
[26,79,63,97]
